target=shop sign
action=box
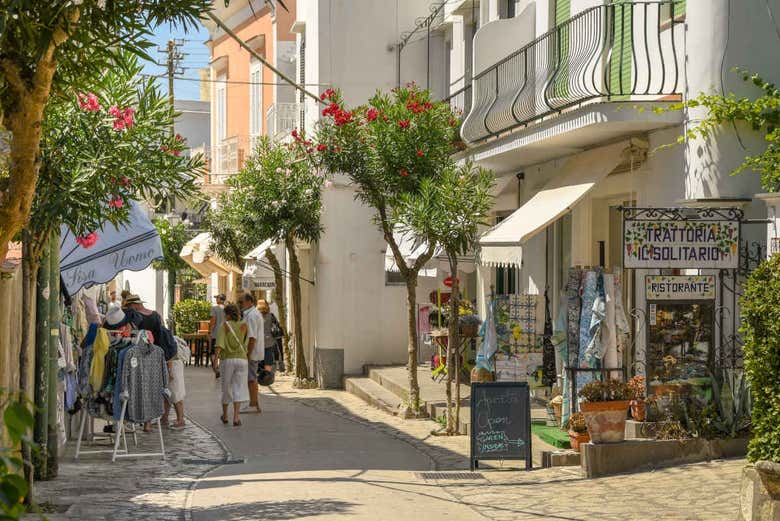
[624,219,740,269]
[645,275,716,300]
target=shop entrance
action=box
[646,300,715,399]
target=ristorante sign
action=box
[623,208,741,269]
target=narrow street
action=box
[185,368,482,520]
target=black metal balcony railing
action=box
[459,1,685,143]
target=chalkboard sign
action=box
[470,382,532,471]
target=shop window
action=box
[647,301,715,400]
[385,270,406,286]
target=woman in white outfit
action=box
[214,304,249,426]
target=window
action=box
[385,270,406,286]
[500,0,516,19]
[249,60,263,146]
[215,74,226,143]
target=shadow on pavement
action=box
[188,498,356,520]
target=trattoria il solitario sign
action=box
[623,210,740,269]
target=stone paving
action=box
[276,375,745,521]
[27,415,226,521]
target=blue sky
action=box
[142,22,211,101]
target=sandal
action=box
[233,420,242,427]
[220,415,228,424]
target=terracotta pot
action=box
[630,400,647,422]
[580,400,630,444]
[568,430,590,452]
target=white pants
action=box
[220,358,249,405]
[168,359,186,403]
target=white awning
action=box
[478,141,631,268]
[59,200,163,296]
[180,232,240,277]
[242,239,284,290]
[384,228,440,278]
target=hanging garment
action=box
[477,299,498,371]
[585,272,607,366]
[119,332,168,423]
[566,267,582,368]
[613,273,631,361]
[112,343,133,421]
[82,294,101,325]
[542,289,557,387]
[78,323,99,396]
[602,273,620,378]
[88,327,110,392]
[577,270,600,388]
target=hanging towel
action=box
[88,327,110,392]
[542,289,557,387]
[585,271,607,366]
[602,273,620,378]
[613,272,631,365]
[566,267,582,368]
[477,299,498,371]
[577,270,599,389]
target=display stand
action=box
[110,399,165,462]
[74,409,137,459]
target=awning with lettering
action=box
[478,141,632,268]
[59,200,163,295]
[242,239,284,290]
[180,232,239,278]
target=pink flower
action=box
[76,232,99,249]
[78,92,101,112]
[122,107,135,128]
[108,197,124,209]
[109,105,122,118]
[316,143,327,152]
[112,118,126,131]
[121,177,130,186]
[398,119,410,129]
[399,169,409,177]
[416,149,424,157]
[319,88,336,101]
[307,147,314,153]
[366,108,379,122]
[324,180,333,188]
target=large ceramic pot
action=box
[580,400,630,443]
[568,430,590,452]
[630,400,647,422]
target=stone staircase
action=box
[344,365,474,433]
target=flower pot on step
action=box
[568,430,590,452]
[630,400,647,422]
[580,400,630,444]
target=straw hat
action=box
[124,294,145,305]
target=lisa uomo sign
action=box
[624,220,740,269]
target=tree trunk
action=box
[285,236,308,380]
[0,41,61,264]
[19,235,38,496]
[404,277,421,414]
[33,239,51,480]
[446,255,459,434]
[265,250,291,373]
[46,234,60,479]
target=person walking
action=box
[209,294,226,377]
[240,293,263,413]
[257,299,280,372]
[214,304,249,426]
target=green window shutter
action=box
[553,0,572,98]
[609,1,633,99]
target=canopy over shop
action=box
[180,231,242,301]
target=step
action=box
[344,376,403,417]
[365,366,410,401]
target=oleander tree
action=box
[208,137,323,381]
[396,163,494,432]
[0,0,211,266]
[305,84,461,414]
[16,53,203,487]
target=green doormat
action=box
[531,422,571,449]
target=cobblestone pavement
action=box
[273,375,744,521]
[27,414,226,521]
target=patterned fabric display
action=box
[577,269,600,389]
[494,294,540,385]
[120,332,168,423]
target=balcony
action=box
[266,103,301,141]
[460,1,685,144]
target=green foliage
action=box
[32,53,203,242]
[152,218,190,273]
[578,379,630,402]
[0,390,35,519]
[172,299,211,335]
[664,69,780,191]
[394,162,494,259]
[741,255,780,462]
[206,136,323,265]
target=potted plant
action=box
[567,412,590,452]
[578,379,630,443]
[458,314,482,337]
[627,375,648,422]
[651,355,683,397]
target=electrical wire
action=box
[173,75,330,87]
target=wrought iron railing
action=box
[443,84,472,121]
[461,1,685,143]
